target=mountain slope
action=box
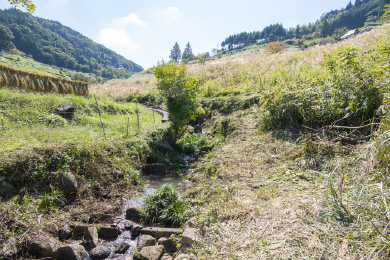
[0,8,143,80]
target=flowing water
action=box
[91,173,186,259]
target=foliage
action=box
[0,25,15,51]
[154,62,200,142]
[7,0,35,13]
[182,42,196,63]
[265,41,288,54]
[39,189,66,213]
[142,184,188,227]
[262,45,385,130]
[0,9,143,80]
[169,42,181,63]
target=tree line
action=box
[221,0,389,50]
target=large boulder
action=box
[0,180,16,197]
[131,225,143,237]
[125,205,142,222]
[58,172,78,195]
[57,244,87,260]
[142,163,167,176]
[181,228,201,246]
[84,226,99,248]
[90,245,111,259]
[139,245,164,260]
[137,234,156,250]
[55,103,75,121]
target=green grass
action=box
[0,88,163,151]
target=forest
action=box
[0,9,143,80]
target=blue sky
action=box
[0,0,352,69]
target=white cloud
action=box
[115,13,146,27]
[164,6,181,22]
[97,28,140,53]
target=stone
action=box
[174,253,196,260]
[131,225,143,237]
[161,254,173,260]
[114,243,130,254]
[71,225,98,248]
[139,245,164,260]
[58,225,72,240]
[137,234,156,250]
[57,244,87,260]
[55,103,75,121]
[58,172,78,195]
[142,163,167,176]
[140,227,182,239]
[124,221,133,230]
[158,237,176,253]
[2,237,17,258]
[84,226,99,248]
[183,218,197,230]
[97,225,121,240]
[181,228,201,246]
[27,235,59,258]
[0,181,16,197]
[125,205,142,222]
[90,245,111,259]
[89,213,114,224]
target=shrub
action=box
[262,46,385,130]
[154,62,201,143]
[265,41,288,54]
[142,184,188,227]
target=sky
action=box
[0,0,352,70]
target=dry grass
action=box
[182,108,389,259]
[90,25,390,101]
[0,64,88,96]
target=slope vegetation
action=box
[0,8,143,80]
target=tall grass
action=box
[0,64,89,96]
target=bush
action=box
[262,46,385,130]
[154,62,201,142]
[142,184,188,227]
[265,41,288,54]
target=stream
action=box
[92,173,186,260]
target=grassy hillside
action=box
[90,25,390,258]
[0,88,161,152]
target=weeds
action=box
[142,184,189,227]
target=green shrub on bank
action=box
[262,45,386,130]
[142,184,188,227]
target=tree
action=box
[182,42,196,62]
[7,0,35,13]
[153,62,200,142]
[0,25,15,51]
[169,42,181,63]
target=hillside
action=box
[89,25,390,258]
[220,0,388,49]
[0,8,143,81]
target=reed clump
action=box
[0,64,89,96]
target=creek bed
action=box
[92,174,185,259]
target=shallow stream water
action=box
[89,173,185,260]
